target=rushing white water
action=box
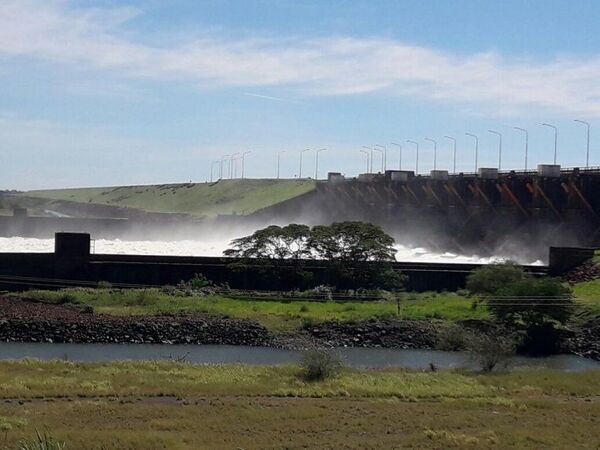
[0,237,543,265]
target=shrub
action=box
[299,349,343,381]
[56,292,77,305]
[186,273,213,290]
[465,333,516,372]
[298,285,334,301]
[18,430,66,450]
[490,277,573,327]
[96,280,112,289]
[466,262,524,295]
[436,324,469,351]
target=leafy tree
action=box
[490,277,573,327]
[223,221,403,290]
[308,222,400,289]
[224,224,311,260]
[466,261,525,295]
[308,221,396,262]
[467,262,573,354]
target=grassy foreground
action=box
[22,179,316,218]
[20,288,490,331]
[0,361,599,449]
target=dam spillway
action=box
[251,166,600,261]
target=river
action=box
[0,343,596,371]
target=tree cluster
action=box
[224,221,402,290]
[224,221,396,262]
[466,262,573,354]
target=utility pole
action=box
[406,140,419,174]
[315,148,326,180]
[444,136,457,174]
[299,148,310,178]
[391,143,402,170]
[277,150,285,179]
[542,123,558,164]
[575,119,591,168]
[424,138,437,171]
[488,130,502,170]
[514,127,528,171]
[465,133,479,172]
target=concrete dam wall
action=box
[251,167,600,262]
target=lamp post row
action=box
[211,121,592,180]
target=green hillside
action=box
[24,179,316,218]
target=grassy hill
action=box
[23,179,316,218]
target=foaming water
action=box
[0,237,543,265]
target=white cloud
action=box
[2,1,600,116]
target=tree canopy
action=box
[224,221,396,263]
[223,224,311,260]
[467,262,573,327]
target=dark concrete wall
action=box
[0,242,549,292]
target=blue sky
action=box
[1,0,600,189]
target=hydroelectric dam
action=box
[251,165,600,262]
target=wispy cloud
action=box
[243,92,304,104]
[2,1,600,116]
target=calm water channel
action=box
[0,343,598,371]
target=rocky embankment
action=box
[298,320,437,349]
[0,296,442,350]
[1,296,599,360]
[562,323,600,360]
[0,297,270,346]
[562,259,600,284]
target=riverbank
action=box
[2,293,600,360]
[0,295,437,349]
[0,360,599,449]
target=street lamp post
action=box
[372,147,384,173]
[575,119,591,168]
[277,150,286,179]
[315,148,326,180]
[375,144,387,171]
[362,146,374,173]
[220,155,229,179]
[465,133,478,172]
[514,127,528,171]
[241,151,251,179]
[391,143,402,170]
[230,153,239,179]
[424,138,437,171]
[210,161,219,182]
[542,123,558,164]
[359,149,369,173]
[488,130,502,170]
[444,136,457,174]
[299,148,310,178]
[406,140,419,174]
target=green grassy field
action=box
[0,361,599,449]
[23,178,316,218]
[20,289,490,331]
